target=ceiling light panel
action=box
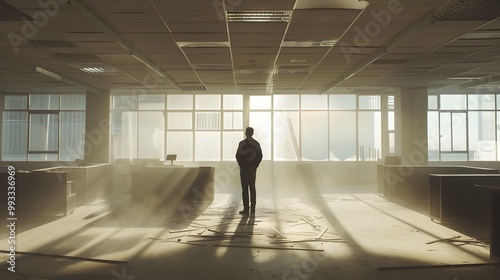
[282,40,336,47]
[79,66,119,74]
[226,11,292,23]
[177,42,230,48]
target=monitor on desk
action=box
[166,154,177,165]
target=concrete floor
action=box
[1,185,499,280]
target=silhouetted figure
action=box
[236,127,263,215]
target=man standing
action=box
[236,127,263,215]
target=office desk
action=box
[0,171,75,215]
[428,174,499,223]
[36,163,113,206]
[131,166,214,208]
[476,185,500,260]
[377,164,498,200]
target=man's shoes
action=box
[239,210,249,215]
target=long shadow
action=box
[0,215,64,236]
[388,197,492,244]
[0,190,210,278]
[296,163,494,266]
[84,199,211,228]
[296,163,371,253]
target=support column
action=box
[400,88,428,165]
[84,91,110,163]
[0,93,4,160]
[243,93,250,129]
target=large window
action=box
[428,93,498,161]
[110,93,243,161]
[2,94,86,161]
[111,93,385,162]
[249,94,382,161]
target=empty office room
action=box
[1,0,500,279]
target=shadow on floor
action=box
[0,215,64,236]
[83,200,212,228]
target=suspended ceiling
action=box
[0,0,500,95]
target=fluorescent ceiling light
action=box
[282,40,337,47]
[177,42,230,48]
[35,66,61,80]
[235,68,310,75]
[35,66,100,94]
[446,77,484,80]
[290,59,307,63]
[460,75,500,89]
[226,11,292,22]
[80,67,119,74]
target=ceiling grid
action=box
[0,0,499,93]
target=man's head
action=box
[245,127,254,138]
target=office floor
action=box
[0,186,499,280]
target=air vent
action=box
[179,85,207,91]
[235,68,310,75]
[235,69,276,75]
[51,53,100,61]
[226,11,292,22]
[237,86,269,90]
[113,83,144,87]
[0,1,32,21]
[28,40,76,48]
[237,83,270,90]
[434,0,500,21]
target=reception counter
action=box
[0,171,76,215]
[131,166,214,208]
[36,163,113,206]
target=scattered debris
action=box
[213,244,324,252]
[271,226,287,239]
[316,227,328,239]
[426,235,461,245]
[301,216,319,228]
